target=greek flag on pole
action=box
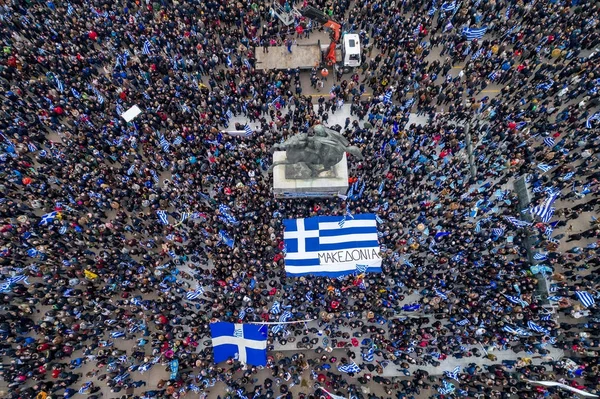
[244,124,253,136]
[544,137,555,147]
[462,26,487,40]
[575,291,595,308]
[537,163,553,173]
[210,322,267,366]
[283,214,382,277]
[226,55,233,68]
[272,310,292,334]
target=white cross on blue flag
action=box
[210,322,267,366]
[283,214,382,277]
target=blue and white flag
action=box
[491,227,504,237]
[226,55,233,68]
[39,211,58,226]
[586,112,600,129]
[503,216,532,228]
[533,252,547,261]
[530,192,559,223]
[219,230,235,248]
[503,325,532,336]
[504,294,529,307]
[244,124,253,137]
[383,90,392,104]
[438,380,455,395]
[441,1,456,12]
[111,331,126,339]
[575,291,595,308]
[537,163,553,173]
[209,322,267,366]
[562,171,575,181]
[537,79,554,91]
[270,301,281,314]
[156,210,169,225]
[142,39,152,55]
[462,26,487,40]
[338,361,361,374]
[186,286,205,300]
[283,214,382,277]
[527,321,550,335]
[27,248,39,257]
[444,366,460,381]
[218,204,239,225]
[159,135,170,152]
[435,288,448,300]
[55,77,64,92]
[362,346,375,362]
[272,311,292,334]
[67,3,75,15]
[544,137,555,147]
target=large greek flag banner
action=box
[283,214,382,277]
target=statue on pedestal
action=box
[270,124,363,178]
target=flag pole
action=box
[245,319,314,325]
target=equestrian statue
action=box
[270,124,363,178]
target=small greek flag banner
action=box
[537,164,553,173]
[157,210,169,225]
[575,291,595,308]
[142,39,152,55]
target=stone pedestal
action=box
[272,151,349,198]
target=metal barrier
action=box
[271,3,295,26]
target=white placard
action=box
[121,105,142,122]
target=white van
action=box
[342,33,361,68]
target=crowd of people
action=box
[0,0,599,398]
